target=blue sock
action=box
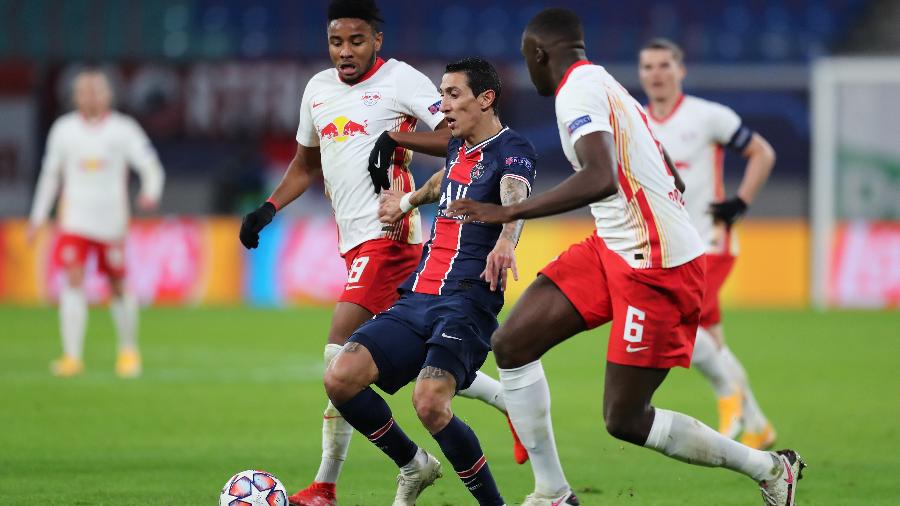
[335,387,418,467]
[432,415,504,506]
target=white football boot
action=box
[758,449,806,506]
[392,450,442,505]
[521,488,580,505]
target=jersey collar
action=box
[555,60,592,96]
[463,126,509,156]
[648,93,685,123]
[339,57,386,86]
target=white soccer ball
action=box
[219,469,288,506]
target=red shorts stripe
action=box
[457,455,487,479]
[539,234,705,369]
[412,218,462,295]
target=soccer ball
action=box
[219,470,288,506]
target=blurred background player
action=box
[237,1,523,504]
[28,69,164,378]
[451,8,804,506]
[325,57,535,506]
[639,38,778,449]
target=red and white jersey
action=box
[555,62,704,269]
[296,57,445,254]
[647,95,748,255]
[29,111,165,242]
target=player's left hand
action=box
[367,131,398,194]
[709,196,747,227]
[483,238,518,291]
[447,199,514,224]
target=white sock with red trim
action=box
[644,408,780,481]
[315,344,353,484]
[499,360,570,497]
[59,284,87,360]
[110,292,139,353]
[458,371,506,412]
[691,326,738,397]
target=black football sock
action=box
[335,387,418,467]
[432,415,504,506]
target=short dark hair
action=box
[445,57,502,114]
[641,38,685,64]
[328,0,384,31]
[525,7,583,41]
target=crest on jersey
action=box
[469,163,485,181]
[362,90,382,106]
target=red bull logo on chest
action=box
[319,115,370,143]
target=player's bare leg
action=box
[109,276,141,378]
[604,362,804,505]
[708,323,777,449]
[290,301,372,506]
[492,275,583,505]
[52,265,87,377]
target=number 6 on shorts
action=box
[623,305,645,343]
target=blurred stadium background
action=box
[1,1,899,504]
[0,0,896,309]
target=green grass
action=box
[1,306,898,505]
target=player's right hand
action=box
[483,238,518,292]
[378,189,406,224]
[25,225,39,246]
[239,202,276,249]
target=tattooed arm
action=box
[378,168,445,224]
[482,176,529,291]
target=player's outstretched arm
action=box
[378,168,445,224]
[710,133,775,226]
[28,126,64,243]
[448,131,618,224]
[239,144,321,249]
[482,177,529,291]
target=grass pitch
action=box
[1,306,897,505]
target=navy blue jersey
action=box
[400,127,537,307]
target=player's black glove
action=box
[367,131,398,194]
[239,201,276,249]
[709,196,748,227]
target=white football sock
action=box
[644,408,781,481]
[315,343,353,484]
[691,327,737,397]
[59,284,87,360]
[720,346,769,431]
[457,370,506,412]
[110,292,139,353]
[499,360,569,497]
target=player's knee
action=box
[324,356,372,405]
[603,403,649,445]
[492,328,533,369]
[412,389,452,433]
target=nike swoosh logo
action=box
[345,285,366,290]
[441,333,462,340]
[312,101,324,108]
[374,152,381,169]
[626,344,649,353]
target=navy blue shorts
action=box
[348,291,498,395]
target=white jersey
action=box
[29,111,165,242]
[555,62,704,269]
[647,95,749,255]
[296,58,445,254]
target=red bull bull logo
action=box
[319,115,369,143]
